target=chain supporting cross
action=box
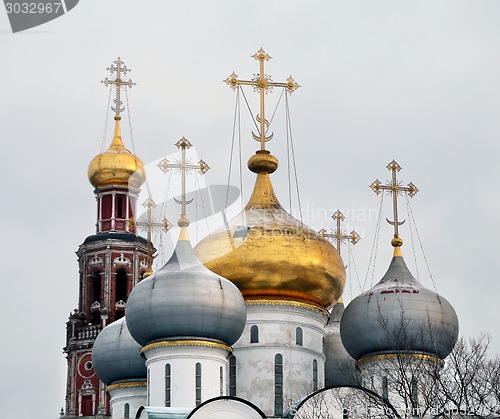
[101,57,136,117]
[224,48,300,151]
[157,138,210,227]
[319,210,361,254]
[129,198,171,277]
[370,160,418,242]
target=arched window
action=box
[296,327,303,346]
[195,363,202,406]
[250,325,259,343]
[115,269,128,302]
[274,354,283,416]
[411,375,418,406]
[90,270,101,325]
[91,270,101,303]
[382,376,388,400]
[124,403,130,418]
[229,355,236,396]
[219,366,224,396]
[312,359,318,391]
[165,364,171,407]
[147,369,151,405]
[117,195,124,219]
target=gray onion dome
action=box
[340,250,459,361]
[91,317,146,386]
[126,230,247,347]
[324,300,359,387]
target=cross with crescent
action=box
[157,138,210,227]
[319,210,361,254]
[370,160,418,242]
[101,57,136,117]
[128,198,171,277]
[224,48,300,151]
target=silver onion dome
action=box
[126,233,247,347]
[91,317,146,386]
[340,252,459,361]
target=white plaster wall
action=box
[143,344,229,408]
[108,385,147,419]
[232,304,328,416]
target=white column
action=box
[107,382,147,419]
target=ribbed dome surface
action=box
[126,232,247,347]
[91,318,146,386]
[340,253,459,361]
[195,151,345,309]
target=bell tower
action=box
[62,58,149,418]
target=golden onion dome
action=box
[88,116,145,189]
[194,150,345,309]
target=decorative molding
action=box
[141,340,232,354]
[246,299,329,315]
[106,381,147,391]
[357,352,444,367]
[113,253,131,267]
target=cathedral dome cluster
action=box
[88,116,145,189]
[195,151,346,309]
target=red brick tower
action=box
[62,58,149,418]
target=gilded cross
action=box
[319,210,360,254]
[101,57,136,117]
[129,198,171,277]
[370,160,418,241]
[157,138,210,226]
[224,48,300,150]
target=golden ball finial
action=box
[391,235,403,248]
[88,116,145,189]
[248,150,278,174]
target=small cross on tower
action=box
[129,198,171,278]
[224,48,300,150]
[157,138,210,227]
[370,160,418,247]
[319,210,361,254]
[101,57,136,117]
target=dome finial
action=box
[129,198,172,278]
[370,160,419,251]
[157,137,210,237]
[224,48,300,153]
[88,58,144,190]
[319,209,361,254]
[101,57,136,118]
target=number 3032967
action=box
[5,3,62,14]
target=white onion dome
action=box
[340,247,459,362]
[91,318,146,386]
[126,227,247,347]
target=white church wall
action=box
[143,343,229,408]
[232,303,328,415]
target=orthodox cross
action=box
[224,48,300,150]
[157,138,210,226]
[319,210,361,254]
[370,160,418,240]
[101,57,136,117]
[129,198,171,277]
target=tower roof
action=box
[88,116,145,189]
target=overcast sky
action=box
[1,2,500,418]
